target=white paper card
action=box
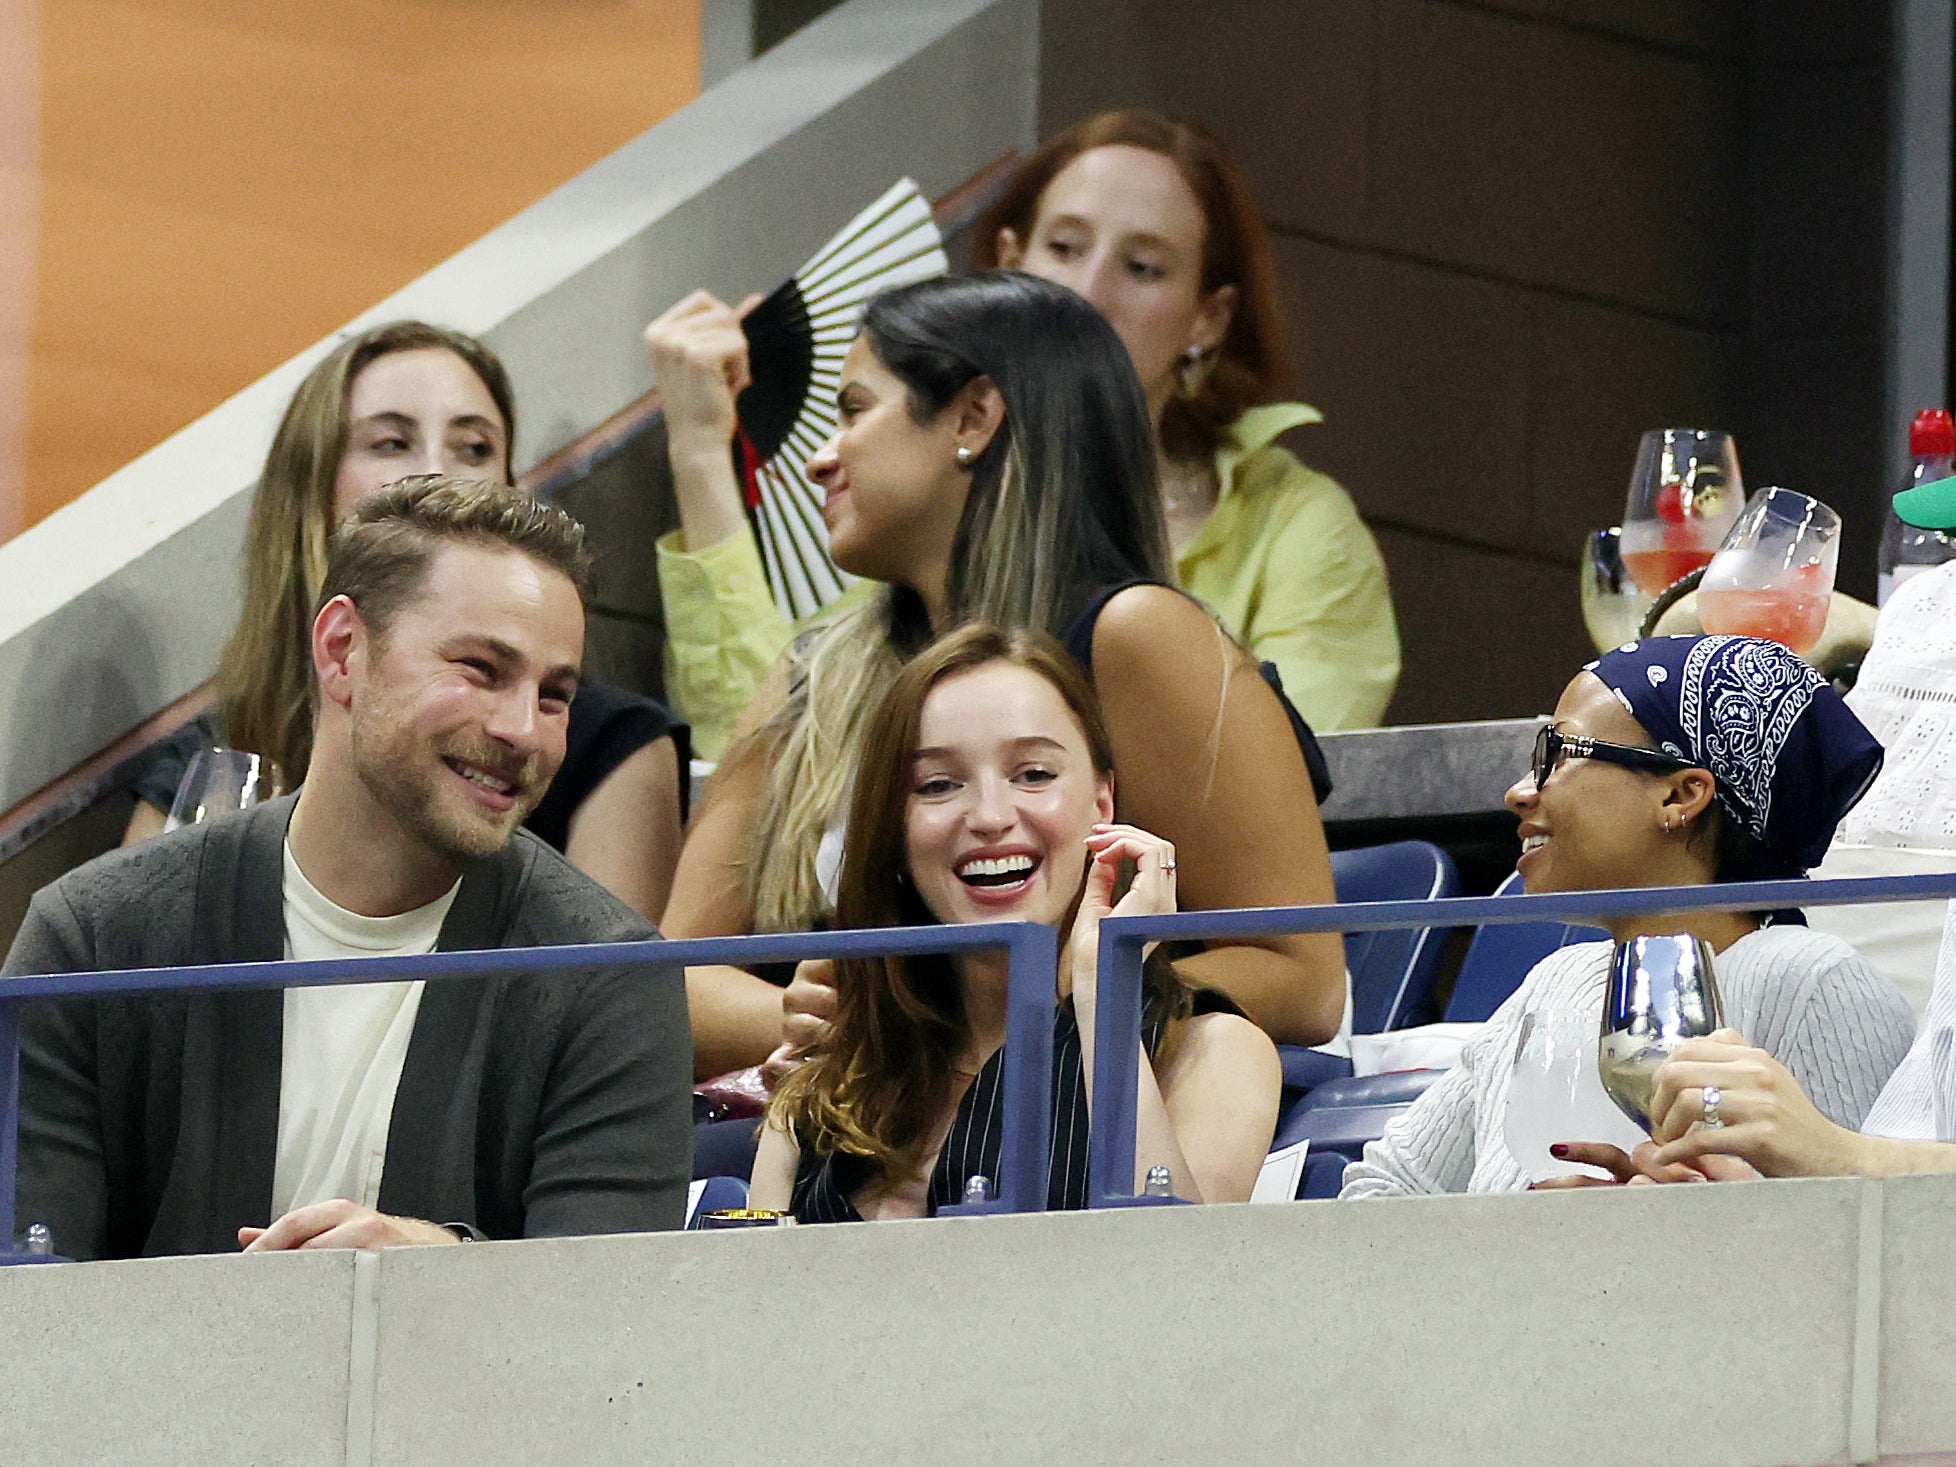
[1251,1139,1310,1203]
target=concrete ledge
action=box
[7,1176,1952,1466]
[0,1248,358,1465]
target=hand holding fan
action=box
[733,178,950,620]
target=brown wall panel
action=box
[1038,0,1895,726]
[1374,525,1593,725]
[1277,233,1536,550]
[1368,0,1745,324]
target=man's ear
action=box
[993,226,1025,269]
[312,595,367,713]
[951,375,1007,461]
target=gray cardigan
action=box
[6,795,692,1259]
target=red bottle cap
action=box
[1910,408,1955,457]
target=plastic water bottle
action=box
[23,1223,50,1257]
[962,1174,993,1206]
[1878,408,1956,605]
[1143,1166,1173,1199]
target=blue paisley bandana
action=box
[1585,635,1884,879]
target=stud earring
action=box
[1175,345,1214,397]
[955,445,973,467]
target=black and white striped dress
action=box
[790,1006,1166,1223]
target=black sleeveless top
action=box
[1059,580,1333,805]
[790,1005,1167,1222]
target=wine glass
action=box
[1618,429,1744,597]
[1502,1008,1649,1180]
[164,748,267,832]
[1695,487,1840,656]
[1598,934,1725,1132]
[1579,527,1654,652]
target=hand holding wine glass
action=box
[1598,934,1726,1133]
[1695,487,1840,657]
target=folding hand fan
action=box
[734,178,950,621]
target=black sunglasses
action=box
[1530,724,1696,791]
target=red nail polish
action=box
[1550,1144,1570,1159]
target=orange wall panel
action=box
[22,0,701,532]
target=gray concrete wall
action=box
[1039,1,1902,725]
[4,1176,1954,1465]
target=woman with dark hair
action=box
[125,321,685,920]
[747,623,1280,1218]
[1340,634,1915,1198]
[647,111,1397,759]
[663,271,1347,1080]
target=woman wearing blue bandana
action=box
[1341,635,1916,1198]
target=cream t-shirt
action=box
[270,842,459,1219]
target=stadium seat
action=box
[1445,870,1608,1023]
[686,1174,752,1228]
[1275,840,1461,1107]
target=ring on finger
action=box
[1701,1084,1724,1129]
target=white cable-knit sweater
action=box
[1340,926,1916,1197]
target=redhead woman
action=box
[748,624,1280,1218]
[125,322,684,920]
[1340,635,1915,1198]
[647,110,1397,759]
[661,272,1347,1081]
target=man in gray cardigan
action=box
[8,477,692,1259]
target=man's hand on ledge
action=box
[239,1199,462,1252]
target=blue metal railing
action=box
[0,922,1058,1247]
[1087,871,1956,1206]
[5,870,1955,1245]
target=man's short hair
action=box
[316,475,593,638]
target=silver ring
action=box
[1161,857,1177,873]
[1701,1085,1724,1128]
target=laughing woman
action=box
[1339,635,1915,1198]
[747,625,1280,1218]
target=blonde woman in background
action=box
[124,321,685,920]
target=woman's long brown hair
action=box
[769,623,1192,1185]
[973,108,1292,463]
[215,322,514,788]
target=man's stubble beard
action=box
[347,700,537,865]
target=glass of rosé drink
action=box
[1618,429,1744,597]
[1696,487,1840,656]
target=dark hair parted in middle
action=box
[319,474,592,641]
[769,622,1192,1179]
[860,269,1173,633]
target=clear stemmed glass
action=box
[1695,487,1841,657]
[1580,527,1654,652]
[1503,1008,1649,1181]
[1598,934,1725,1132]
[164,748,268,832]
[1619,429,1744,598]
